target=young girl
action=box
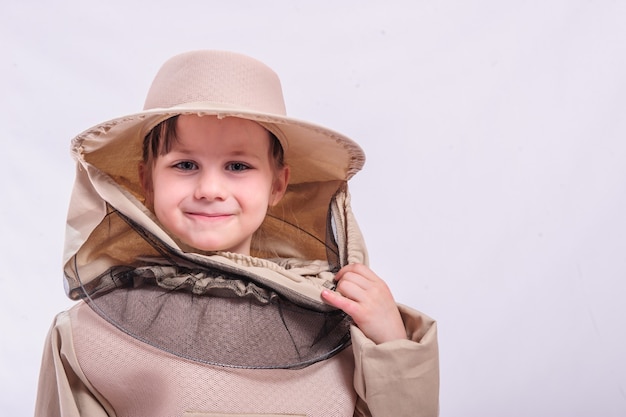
[35,50,439,417]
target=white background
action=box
[2,1,625,416]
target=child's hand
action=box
[321,263,407,344]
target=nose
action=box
[194,168,227,201]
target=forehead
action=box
[175,114,270,147]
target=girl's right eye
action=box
[173,161,197,171]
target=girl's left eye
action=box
[174,161,197,170]
[227,162,250,172]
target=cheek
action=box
[239,178,274,210]
[150,172,181,213]
[151,185,182,231]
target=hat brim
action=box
[74,103,365,200]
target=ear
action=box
[138,163,153,206]
[269,165,290,207]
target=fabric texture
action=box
[35,302,438,417]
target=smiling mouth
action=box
[186,212,233,219]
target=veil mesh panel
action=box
[84,270,352,369]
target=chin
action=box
[187,241,249,255]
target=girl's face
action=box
[143,115,289,255]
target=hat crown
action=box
[143,50,287,115]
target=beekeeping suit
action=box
[35,50,439,417]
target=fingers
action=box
[334,264,391,301]
[322,264,373,316]
[334,272,371,295]
[334,263,379,283]
[333,263,382,296]
[322,263,407,344]
[323,263,387,321]
[321,288,360,317]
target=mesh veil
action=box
[72,211,353,370]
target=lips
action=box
[186,211,233,219]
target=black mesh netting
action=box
[81,264,352,369]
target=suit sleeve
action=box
[352,304,440,417]
[34,310,113,417]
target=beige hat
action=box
[77,50,365,194]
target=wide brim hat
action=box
[76,50,365,197]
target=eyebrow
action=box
[166,145,265,160]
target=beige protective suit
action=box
[34,50,439,417]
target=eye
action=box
[174,161,198,171]
[226,162,250,172]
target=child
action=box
[35,50,439,417]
